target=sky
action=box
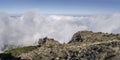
[0,0,120,15]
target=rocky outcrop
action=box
[68,31,83,43]
[38,37,60,47]
[69,31,120,43]
[38,37,48,47]
[1,31,120,60]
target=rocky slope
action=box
[0,31,120,60]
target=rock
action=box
[106,55,120,60]
[0,53,21,60]
[38,37,48,47]
[68,31,83,43]
[38,37,60,47]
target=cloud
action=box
[0,12,120,52]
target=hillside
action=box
[0,31,120,60]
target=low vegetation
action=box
[4,46,38,56]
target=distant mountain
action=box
[0,31,120,60]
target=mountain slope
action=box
[1,31,120,60]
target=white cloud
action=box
[0,12,120,52]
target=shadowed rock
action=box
[38,37,48,47]
[38,37,60,47]
[0,53,21,60]
[68,31,83,43]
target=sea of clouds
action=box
[0,11,120,52]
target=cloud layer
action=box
[0,12,120,52]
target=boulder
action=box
[38,37,48,47]
[68,31,83,43]
[38,37,60,47]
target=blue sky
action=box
[0,0,120,14]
